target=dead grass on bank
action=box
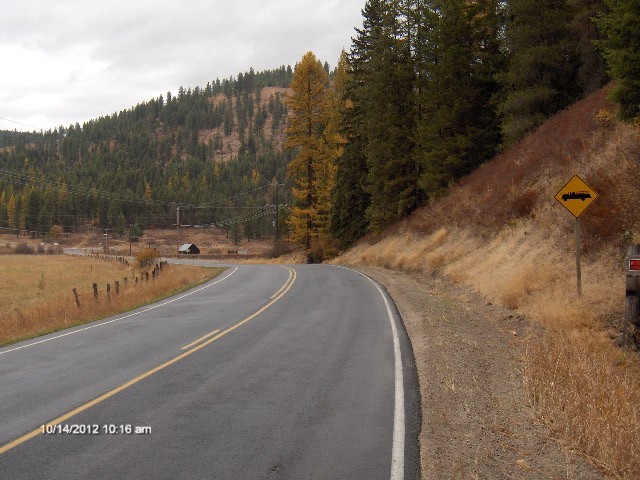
[340,226,640,477]
[0,255,223,346]
[336,89,640,478]
[526,330,640,478]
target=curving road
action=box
[0,263,419,479]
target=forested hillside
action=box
[1,0,637,261]
[279,0,638,261]
[328,0,617,248]
[0,66,295,238]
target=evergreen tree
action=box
[597,0,640,120]
[359,0,419,232]
[37,202,52,235]
[499,0,581,144]
[0,191,6,228]
[569,0,609,95]
[415,0,505,194]
[116,212,126,236]
[331,50,371,248]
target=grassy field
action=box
[0,255,224,346]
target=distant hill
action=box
[0,66,294,237]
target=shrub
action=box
[136,248,160,267]
[267,240,293,259]
[307,238,338,264]
[14,243,34,254]
[46,245,63,255]
[50,225,63,240]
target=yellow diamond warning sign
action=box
[554,175,599,218]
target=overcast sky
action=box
[0,0,364,132]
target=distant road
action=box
[0,264,419,479]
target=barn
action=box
[178,243,200,255]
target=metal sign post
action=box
[555,175,599,297]
[625,246,640,346]
[575,218,582,297]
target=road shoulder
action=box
[356,266,604,480]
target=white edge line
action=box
[0,267,239,356]
[335,265,405,480]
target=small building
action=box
[178,243,200,255]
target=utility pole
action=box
[104,228,111,255]
[176,206,180,234]
[275,183,285,241]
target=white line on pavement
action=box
[335,265,405,480]
[0,267,239,357]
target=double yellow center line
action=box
[181,330,221,350]
[0,266,297,456]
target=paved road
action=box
[0,264,419,479]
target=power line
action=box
[0,168,279,212]
[0,169,163,206]
[0,116,44,132]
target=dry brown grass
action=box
[336,86,640,478]
[0,255,224,346]
[525,329,640,478]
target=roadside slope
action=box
[359,266,603,479]
[336,86,640,478]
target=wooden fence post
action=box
[72,288,81,308]
[107,283,111,302]
[93,283,98,300]
[115,280,120,295]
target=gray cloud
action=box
[0,0,363,131]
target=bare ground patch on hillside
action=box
[357,266,604,480]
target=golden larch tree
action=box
[6,194,16,230]
[285,51,337,259]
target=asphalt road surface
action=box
[0,264,419,479]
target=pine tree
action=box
[331,50,371,248]
[0,191,6,228]
[415,0,505,194]
[341,0,419,233]
[569,0,608,95]
[597,0,640,120]
[364,0,419,231]
[116,212,126,236]
[500,0,581,144]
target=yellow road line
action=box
[270,268,294,299]
[180,329,221,350]
[0,266,297,456]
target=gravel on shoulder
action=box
[357,266,604,480]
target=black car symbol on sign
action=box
[562,191,592,201]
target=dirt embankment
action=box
[359,266,604,480]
